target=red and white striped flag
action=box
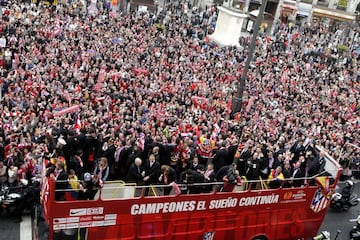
[74,117,82,134]
[170,182,181,195]
[53,105,80,116]
[280,68,289,83]
[63,90,71,103]
[211,124,221,141]
[137,133,145,151]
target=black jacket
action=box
[55,170,68,201]
[213,147,229,172]
[143,160,161,184]
[126,163,144,184]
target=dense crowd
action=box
[0,0,359,200]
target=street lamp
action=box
[231,0,268,116]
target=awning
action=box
[282,4,297,15]
[282,4,297,10]
[313,6,356,21]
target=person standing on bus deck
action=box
[126,157,144,185]
[307,152,326,177]
[94,157,109,184]
[179,169,205,194]
[245,152,260,183]
[52,160,68,201]
[188,155,205,172]
[267,166,285,189]
[220,163,242,192]
[213,141,229,173]
[291,161,303,187]
[282,160,292,188]
[158,165,177,195]
[143,154,160,195]
[307,152,326,185]
[235,141,253,175]
[290,139,306,164]
[78,172,102,200]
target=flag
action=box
[53,105,80,116]
[315,176,330,195]
[280,68,289,83]
[170,182,181,195]
[203,232,215,240]
[133,68,149,76]
[197,136,215,158]
[189,83,197,91]
[191,96,208,110]
[349,102,357,113]
[310,188,330,213]
[63,90,71,103]
[211,124,221,141]
[137,133,145,151]
[74,117,82,134]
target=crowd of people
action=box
[0,0,359,202]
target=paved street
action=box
[320,182,360,240]
[0,212,31,240]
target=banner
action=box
[53,105,80,116]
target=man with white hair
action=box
[126,157,144,185]
[126,157,144,197]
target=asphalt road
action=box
[320,182,360,240]
[0,211,21,240]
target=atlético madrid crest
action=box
[203,232,215,240]
[310,188,331,213]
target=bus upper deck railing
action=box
[50,172,338,202]
[45,144,342,202]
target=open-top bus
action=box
[34,145,341,240]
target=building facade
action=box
[209,0,359,46]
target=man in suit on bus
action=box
[53,160,68,201]
[143,154,160,195]
[291,161,303,187]
[126,157,144,185]
[236,142,253,175]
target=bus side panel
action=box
[46,186,331,240]
[85,206,326,240]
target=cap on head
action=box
[84,172,91,182]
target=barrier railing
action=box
[51,173,337,201]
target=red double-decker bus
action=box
[34,146,341,240]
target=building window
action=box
[232,0,245,10]
[336,0,348,10]
[317,0,329,6]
